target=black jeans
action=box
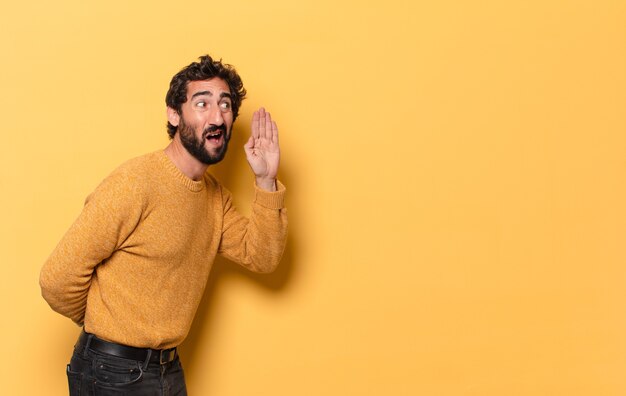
[67,333,188,396]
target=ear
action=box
[167,107,180,127]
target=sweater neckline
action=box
[158,150,206,192]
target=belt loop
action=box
[83,333,94,358]
[142,349,152,371]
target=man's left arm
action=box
[218,108,287,272]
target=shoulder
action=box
[88,151,162,202]
[113,151,162,177]
[108,151,165,186]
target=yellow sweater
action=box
[40,150,287,349]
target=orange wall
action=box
[1,0,626,394]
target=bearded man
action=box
[40,55,288,396]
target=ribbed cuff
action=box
[253,180,286,209]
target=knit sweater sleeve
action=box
[39,168,144,325]
[218,181,288,273]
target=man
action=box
[40,55,288,395]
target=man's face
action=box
[175,78,234,165]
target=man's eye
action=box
[196,101,206,108]
[220,102,231,110]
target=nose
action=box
[209,104,224,125]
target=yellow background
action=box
[1,0,625,394]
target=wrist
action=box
[255,177,277,192]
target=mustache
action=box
[202,124,227,138]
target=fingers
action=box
[251,109,260,139]
[265,110,273,140]
[271,120,279,144]
[258,108,266,141]
[252,107,278,143]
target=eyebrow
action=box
[191,91,232,100]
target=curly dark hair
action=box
[165,55,247,139]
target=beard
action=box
[178,117,230,165]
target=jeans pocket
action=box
[66,364,83,396]
[93,356,142,386]
[93,381,139,395]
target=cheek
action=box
[225,113,234,128]
[181,116,203,136]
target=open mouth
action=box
[205,130,223,142]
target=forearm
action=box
[40,281,90,325]
[245,204,288,273]
[40,247,95,325]
[219,182,288,273]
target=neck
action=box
[164,135,208,181]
